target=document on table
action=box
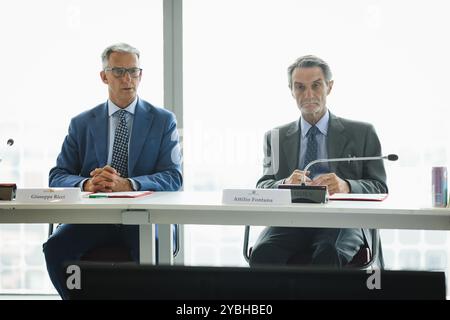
[86,191,154,199]
[329,193,388,201]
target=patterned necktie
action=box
[111,110,129,178]
[303,125,319,177]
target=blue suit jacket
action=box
[49,98,182,191]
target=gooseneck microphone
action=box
[301,154,399,185]
[0,139,14,163]
[0,138,17,200]
[279,154,398,203]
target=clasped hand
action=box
[83,165,132,192]
[285,170,350,195]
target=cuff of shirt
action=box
[79,178,89,191]
[128,178,138,191]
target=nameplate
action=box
[15,188,81,203]
[222,189,291,205]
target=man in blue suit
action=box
[43,43,182,299]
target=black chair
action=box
[243,226,381,269]
[48,223,180,263]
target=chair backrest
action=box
[243,225,381,269]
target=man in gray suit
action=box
[249,55,387,267]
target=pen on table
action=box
[89,195,109,198]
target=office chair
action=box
[243,226,382,269]
[48,223,180,263]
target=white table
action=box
[1,191,450,264]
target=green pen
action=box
[89,195,109,198]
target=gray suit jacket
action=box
[256,112,388,264]
[257,112,387,193]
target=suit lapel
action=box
[327,113,348,173]
[282,120,300,173]
[128,99,153,176]
[90,102,109,167]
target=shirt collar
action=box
[300,110,329,137]
[108,97,138,117]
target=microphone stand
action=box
[280,155,397,203]
[302,155,394,185]
[0,138,14,163]
[0,139,17,200]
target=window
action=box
[2,0,450,294]
[0,0,163,293]
[183,0,450,287]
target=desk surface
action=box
[1,191,450,230]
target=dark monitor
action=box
[67,264,446,300]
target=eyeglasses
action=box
[104,67,142,78]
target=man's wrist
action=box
[344,179,351,193]
[127,178,138,191]
[80,178,89,191]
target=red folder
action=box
[329,193,388,201]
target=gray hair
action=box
[101,43,140,69]
[287,55,333,88]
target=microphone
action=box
[279,154,398,203]
[0,139,15,163]
[0,139,17,200]
[302,154,398,185]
